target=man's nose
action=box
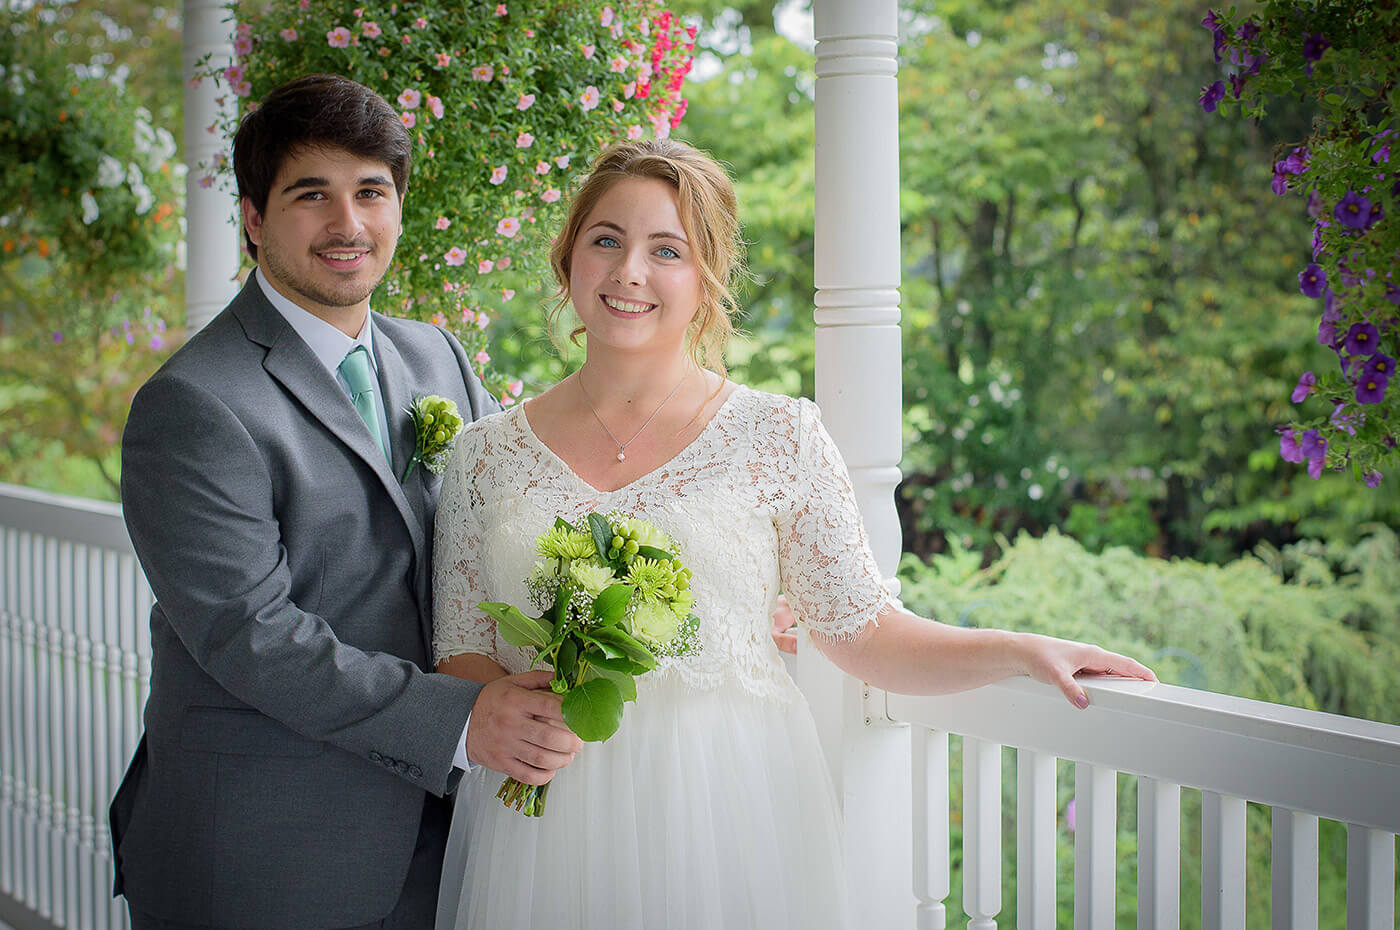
[325,196,366,239]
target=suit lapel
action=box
[373,320,431,549]
[233,285,427,569]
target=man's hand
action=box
[465,671,584,784]
[771,595,798,655]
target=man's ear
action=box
[240,196,265,249]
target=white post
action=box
[806,0,909,926]
[183,0,241,331]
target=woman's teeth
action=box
[604,296,653,314]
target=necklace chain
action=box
[577,369,688,463]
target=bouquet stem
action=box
[496,776,549,817]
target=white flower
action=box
[80,191,99,225]
[133,184,155,216]
[630,600,680,648]
[96,155,125,188]
[568,560,617,597]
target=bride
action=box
[431,138,1155,929]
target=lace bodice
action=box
[432,385,895,701]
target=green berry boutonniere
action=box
[403,394,463,481]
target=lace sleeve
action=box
[431,431,498,665]
[775,398,896,642]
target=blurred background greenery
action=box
[3,2,1396,924]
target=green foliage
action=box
[1202,2,1400,484]
[212,0,697,402]
[0,1,185,498]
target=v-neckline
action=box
[518,385,746,495]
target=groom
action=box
[111,74,582,929]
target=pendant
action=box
[617,451,627,462]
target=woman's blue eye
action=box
[596,235,620,248]
[656,246,680,259]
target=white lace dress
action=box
[432,385,894,930]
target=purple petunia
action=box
[1298,263,1327,298]
[1356,373,1389,404]
[1385,283,1400,306]
[1291,371,1316,402]
[1279,429,1306,463]
[1282,148,1309,174]
[1200,81,1226,113]
[1363,470,1383,488]
[1302,33,1329,63]
[1344,321,1379,355]
[1364,353,1396,380]
[1300,429,1326,460]
[1307,190,1323,219]
[1202,10,1225,63]
[1334,191,1377,230]
[1331,402,1358,436]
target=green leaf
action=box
[587,512,614,561]
[584,664,638,702]
[581,646,650,676]
[636,545,672,562]
[554,637,579,687]
[587,626,657,670]
[553,516,577,533]
[561,678,624,741]
[478,602,551,651]
[591,583,633,624]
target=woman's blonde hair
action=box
[548,139,745,376]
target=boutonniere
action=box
[402,394,464,481]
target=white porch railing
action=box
[881,676,1399,929]
[0,483,148,930]
[3,483,1398,930]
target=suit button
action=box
[369,751,383,764]
[409,765,423,778]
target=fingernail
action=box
[1074,694,1089,709]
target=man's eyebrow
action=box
[280,175,394,194]
[587,219,688,243]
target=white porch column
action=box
[183,0,241,331]
[802,0,909,926]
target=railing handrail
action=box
[0,482,131,553]
[885,676,1400,833]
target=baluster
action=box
[963,736,1001,930]
[1201,792,1246,930]
[1137,777,1180,929]
[21,529,40,912]
[1016,750,1056,929]
[1073,762,1116,930]
[1272,808,1318,930]
[912,727,950,929]
[1345,825,1395,930]
[79,543,100,930]
[92,550,115,930]
[1,527,16,899]
[61,538,80,927]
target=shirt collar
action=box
[255,267,376,375]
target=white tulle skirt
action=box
[436,674,853,929]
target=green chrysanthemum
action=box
[612,516,673,552]
[625,556,682,602]
[536,525,597,561]
[630,600,681,648]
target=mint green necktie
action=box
[339,346,390,462]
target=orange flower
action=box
[37,239,50,257]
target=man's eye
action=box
[359,189,384,199]
[299,191,326,201]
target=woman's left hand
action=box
[1013,632,1157,709]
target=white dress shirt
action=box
[255,269,474,772]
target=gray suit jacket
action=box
[111,280,499,927]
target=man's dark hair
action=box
[232,74,412,260]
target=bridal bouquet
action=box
[478,512,699,816]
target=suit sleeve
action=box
[121,372,480,797]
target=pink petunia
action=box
[495,3,507,14]
[524,28,535,37]
[626,124,643,140]
[223,64,245,83]
[600,6,615,27]
[508,380,524,397]
[516,93,535,110]
[299,0,309,9]
[555,155,571,169]
[497,217,521,238]
[612,100,624,112]
[233,35,254,56]
[415,16,428,28]
[581,44,596,59]
[461,308,477,324]
[400,112,416,129]
[610,56,628,73]
[497,256,512,270]
[435,51,452,67]
[279,27,298,41]
[435,217,451,230]
[535,161,551,175]
[489,165,508,185]
[472,64,495,82]
[398,88,422,109]
[237,20,253,36]
[516,132,534,148]
[198,175,214,189]
[541,188,561,203]
[430,312,447,327]
[361,21,381,38]
[476,313,491,329]
[327,27,352,48]
[580,86,600,110]
[444,247,466,266]
[502,289,516,301]
[478,259,494,274]
[475,351,491,365]
[232,79,252,98]
[426,95,444,119]
[623,81,636,99]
